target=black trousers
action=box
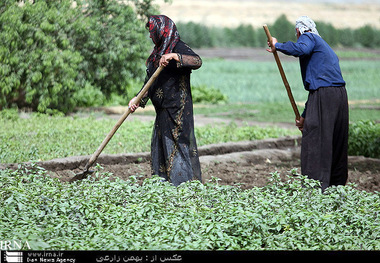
[301,86,349,191]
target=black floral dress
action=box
[139,40,202,186]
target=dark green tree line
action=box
[177,14,380,49]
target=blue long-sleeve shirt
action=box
[275,32,345,117]
[275,32,345,91]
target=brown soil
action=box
[7,136,378,193]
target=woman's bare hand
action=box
[159,53,180,67]
[128,96,140,113]
[296,116,305,132]
[266,37,278,53]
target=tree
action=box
[271,14,295,43]
[73,0,149,106]
[0,0,168,113]
[354,25,376,48]
[316,21,339,47]
[0,1,83,113]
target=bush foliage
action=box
[0,0,166,113]
[0,164,379,250]
[348,120,380,159]
[191,84,228,104]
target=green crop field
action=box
[1,53,379,252]
[1,165,379,250]
[191,58,380,104]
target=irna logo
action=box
[0,240,30,250]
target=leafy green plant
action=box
[0,1,83,113]
[191,84,228,104]
[1,164,379,250]
[270,14,296,43]
[348,120,380,158]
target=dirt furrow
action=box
[2,136,379,192]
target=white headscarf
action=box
[295,16,321,37]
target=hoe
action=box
[70,65,164,182]
[263,24,300,121]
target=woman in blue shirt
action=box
[267,16,348,191]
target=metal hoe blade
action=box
[70,169,94,182]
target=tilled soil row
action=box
[2,136,302,172]
[2,136,379,192]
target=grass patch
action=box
[336,49,380,59]
[193,102,380,124]
[0,111,153,163]
[0,110,295,163]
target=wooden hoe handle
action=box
[84,65,165,171]
[263,24,301,121]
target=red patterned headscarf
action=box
[146,15,180,65]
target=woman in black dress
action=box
[129,15,202,186]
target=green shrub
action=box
[0,1,83,113]
[348,120,380,158]
[354,25,379,48]
[177,22,214,48]
[1,164,379,250]
[317,22,340,47]
[0,0,160,113]
[191,85,228,104]
[337,28,356,47]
